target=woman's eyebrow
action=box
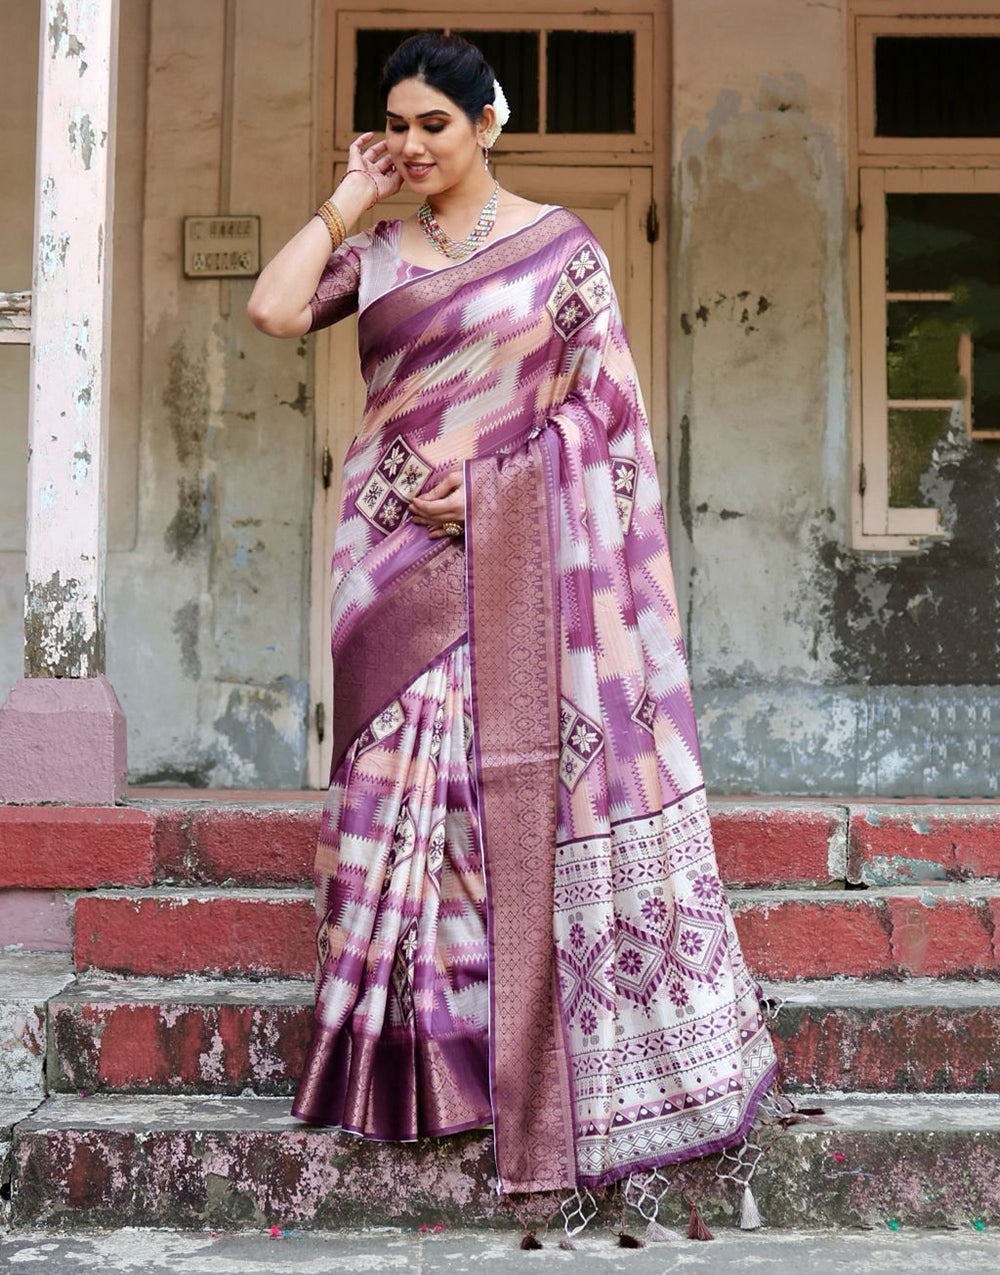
[385,109,452,119]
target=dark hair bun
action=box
[379,31,497,128]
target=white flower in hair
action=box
[483,78,510,148]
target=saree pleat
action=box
[292,205,781,1196]
[292,638,495,1138]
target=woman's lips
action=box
[405,163,434,177]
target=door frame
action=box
[307,0,672,788]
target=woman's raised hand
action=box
[345,131,403,205]
[407,470,465,538]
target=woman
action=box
[249,30,817,1246]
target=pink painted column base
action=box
[0,675,127,805]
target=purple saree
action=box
[291,206,781,1199]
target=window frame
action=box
[332,9,654,156]
[849,3,1000,550]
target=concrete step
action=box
[44,975,1000,1098]
[47,975,313,1096]
[1,1095,46,1228]
[8,1092,1000,1231]
[5,1225,1000,1273]
[73,882,1000,979]
[0,952,75,1093]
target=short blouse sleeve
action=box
[306,227,373,332]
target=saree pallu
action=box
[291,207,780,1194]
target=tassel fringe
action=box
[496,986,823,1249]
[687,1201,715,1241]
[739,1182,763,1229]
[644,1218,682,1242]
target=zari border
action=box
[464,439,575,1195]
[330,538,466,779]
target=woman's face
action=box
[384,77,486,191]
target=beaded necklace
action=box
[418,179,500,260]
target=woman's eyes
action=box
[388,124,445,133]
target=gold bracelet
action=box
[316,198,346,250]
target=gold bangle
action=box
[316,199,345,248]
[316,198,346,250]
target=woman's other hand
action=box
[346,131,404,204]
[407,470,464,537]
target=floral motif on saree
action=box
[291,205,781,1199]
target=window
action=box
[335,12,652,154]
[851,8,1000,549]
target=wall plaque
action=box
[183,215,260,277]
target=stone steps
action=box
[4,797,1000,1234]
[47,975,314,1096]
[8,1091,1000,1232]
[35,974,1000,1098]
[70,881,1000,979]
[5,800,998,894]
[6,1225,1000,1270]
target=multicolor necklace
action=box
[418,179,500,260]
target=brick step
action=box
[766,978,1000,1093]
[847,806,1000,885]
[74,888,313,977]
[44,975,1000,1098]
[48,976,313,1096]
[9,1092,1000,1231]
[24,798,1000,890]
[731,883,1000,978]
[2,801,851,890]
[74,883,1000,979]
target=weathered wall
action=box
[2,0,994,794]
[670,0,997,797]
[126,0,315,785]
[0,0,318,785]
[0,0,317,787]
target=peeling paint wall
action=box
[669,0,998,796]
[1,0,314,786]
[2,0,994,793]
[117,0,315,786]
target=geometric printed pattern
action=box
[613,916,672,1004]
[296,207,781,1185]
[556,924,617,1025]
[559,696,604,792]
[545,240,614,340]
[667,900,728,984]
[353,697,405,756]
[355,434,432,534]
[611,456,638,534]
[630,687,657,737]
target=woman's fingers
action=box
[407,471,464,532]
[416,471,462,500]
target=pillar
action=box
[0,0,126,803]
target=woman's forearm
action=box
[247,170,375,335]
